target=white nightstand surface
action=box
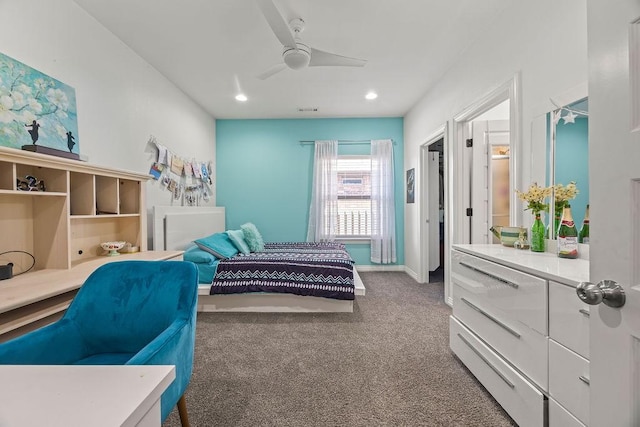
[0,364,175,426]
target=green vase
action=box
[531,214,546,252]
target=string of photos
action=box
[147,135,213,206]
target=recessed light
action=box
[235,94,248,102]
[365,92,378,100]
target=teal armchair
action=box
[0,260,198,426]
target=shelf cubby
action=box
[70,216,142,264]
[0,194,35,260]
[119,179,141,214]
[0,193,68,271]
[95,176,118,215]
[15,164,67,193]
[0,161,15,190]
[69,172,95,216]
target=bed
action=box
[152,206,365,312]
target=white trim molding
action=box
[355,264,406,273]
[354,265,422,283]
[404,265,419,281]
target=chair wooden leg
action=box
[177,394,190,427]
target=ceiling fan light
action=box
[365,92,378,100]
[283,43,311,70]
[235,94,248,102]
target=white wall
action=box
[403,0,588,277]
[0,0,216,217]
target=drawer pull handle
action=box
[579,375,590,386]
[457,333,515,389]
[461,297,521,339]
[578,308,590,317]
[459,261,519,288]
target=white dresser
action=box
[450,244,590,427]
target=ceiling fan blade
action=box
[256,0,297,49]
[309,48,367,67]
[257,63,288,80]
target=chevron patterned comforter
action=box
[210,242,355,300]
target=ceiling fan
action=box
[256,0,367,79]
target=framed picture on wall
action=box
[406,168,415,203]
[0,51,80,159]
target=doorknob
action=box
[576,280,626,308]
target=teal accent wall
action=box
[555,117,589,227]
[216,117,404,266]
[545,115,589,228]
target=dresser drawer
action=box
[451,250,547,335]
[549,280,590,359]
[452,282,548,390]
[450,316,545,427]
[549,398,586,427]
[549,339,590,425]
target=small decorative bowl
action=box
[100,241,126,256]
[499,227,528,247]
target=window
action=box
[335,156,371,237]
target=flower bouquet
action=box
[515,183,552,252]
[551,181,579,237]
[515,183,552,216]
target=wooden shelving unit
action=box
[0,146,182,342]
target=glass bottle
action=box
[557,204,579,258]
[530,213,545,252]
[579,204,590,244]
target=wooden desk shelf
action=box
[0,146,180,342]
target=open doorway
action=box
[444,74,521,306]
[419,125,447,285]
[453,76,520,246]
[469,112,510,244]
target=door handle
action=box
[576,280,626,308]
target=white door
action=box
[428,151,440,271]
[583,2,640,425]
[420,141,443,282]
[470,120,509,243]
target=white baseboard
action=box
[355,264,406,273]
[403,266,419,281]
[355,265,442,286]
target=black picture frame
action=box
[406,168,415,204]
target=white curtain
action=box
[307,140,338,242]
[370,139,396,264]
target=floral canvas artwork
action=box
[0,52,79,154]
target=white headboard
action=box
[152,206,226,250]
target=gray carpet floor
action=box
[164,272,516,426]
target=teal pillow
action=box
[241,222,265,252]
[194,233,239,259]
[226,229,250,255]
[183,245,217,264]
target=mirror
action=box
[545,97,589,239]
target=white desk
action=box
[0,251,183,343]
[0,365,175,426]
